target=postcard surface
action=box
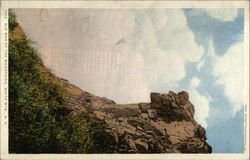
[0,1,249,160]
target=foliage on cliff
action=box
[8,11,115,153]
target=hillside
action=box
[9,11,211,153]
[9,12,115,153]
[56,78,212,153]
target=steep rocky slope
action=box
[58,77,212,153]
[9,11,211,153]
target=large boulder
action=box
[150,91,195,121]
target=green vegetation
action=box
[9,11,115,153]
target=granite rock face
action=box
[60,78,212,153]
[150,91,195,122]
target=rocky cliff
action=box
[59,78,212,153]
[9,11,211,153]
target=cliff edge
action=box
[9,11,211,153]
[60,78,212,153]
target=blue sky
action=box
[15,8,245,153]
[183,8,244,153]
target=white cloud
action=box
[189,8,238,22]
[212,41,244,115]
[147,9,167,31]
[190,77,200,88]
[15,9,204,105]
[207,39,216,58]
[157,10,204,63]
[137,9,204,93]
[203,8,238,22]
[87,10,136,45]
[188,77,210,128]
[197,59,205,71]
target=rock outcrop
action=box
[59,78,212,153]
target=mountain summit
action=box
[60,77,212,153]
[9,11,211,153]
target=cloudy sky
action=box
[14,8,245,153]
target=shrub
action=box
[9,10,116,153]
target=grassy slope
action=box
[9,11,115,153]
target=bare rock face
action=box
[60,78,212,153]
[150,91,195,122]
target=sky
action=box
[13,8,245,153]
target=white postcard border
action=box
[0,1,249,160]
